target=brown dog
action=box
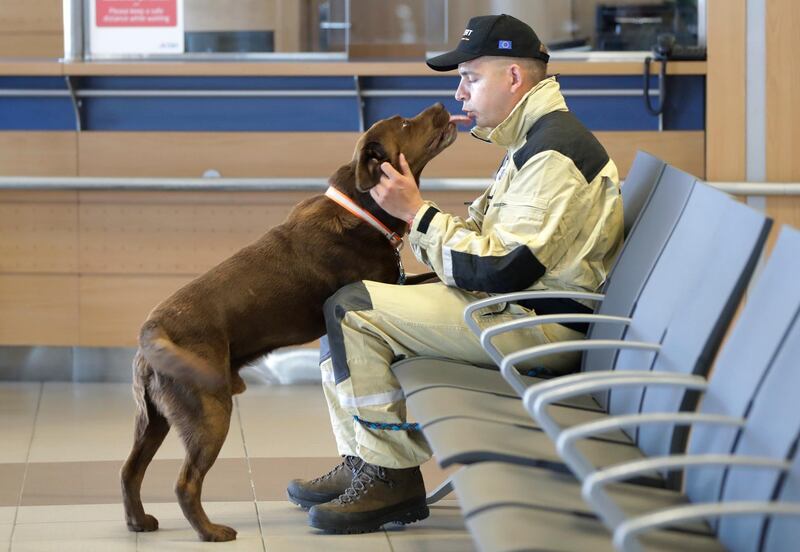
[120,103,457,542]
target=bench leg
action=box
[426,477,454,505]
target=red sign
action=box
[96,0,177,27]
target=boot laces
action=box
[310,455,361,484]
[337,462,392,504]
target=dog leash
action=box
[325,186,407,284]
[393,247,406,285]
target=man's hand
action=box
[371,153,425,223]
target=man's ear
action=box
[508,63,524,93]
[355,141,388,192]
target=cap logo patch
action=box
[461,28,473,41]
[498,40,512,49]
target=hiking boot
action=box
[308,461,428,534]
[287,456,363,509]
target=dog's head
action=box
[352,103,457,193]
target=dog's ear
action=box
[355,141,388,192]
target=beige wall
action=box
[705,0,745,182]
[765,0,800,245]
[0,132,77,176]
[0,188,475,347]
[705,0,800,245]
[0,0,62,58]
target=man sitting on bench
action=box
[287,13,624,534]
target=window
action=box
[66,0,702,61]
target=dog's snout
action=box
[432,103,448,118]
[420,102,447,118]
[416,103,449,129]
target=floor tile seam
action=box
[384,526,395,552]
[15,499,291,514]
[234,395,267,552]
[13,504,262,524]
[8,455,344,466]
[8,382,44,552]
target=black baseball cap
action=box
[427,14,549,72]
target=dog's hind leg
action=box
[121,355,170,532]
[173,393,237,542]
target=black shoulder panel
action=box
[512,110,610,183]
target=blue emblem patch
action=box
[498,40,512,50]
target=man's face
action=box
[454,57,517,129]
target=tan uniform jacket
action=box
[408,77,624,301]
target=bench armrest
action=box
[479,314,631,367]
[556,411,741,484]
[499,339,661,397]
[463,290,604,337]
[615,501,800,552]
[526,374,708,479]
[582,454,790,533]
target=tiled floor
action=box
[0,382,475,551]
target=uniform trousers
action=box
[320,280,584,469]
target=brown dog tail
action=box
[138,322,225,392]
[131,351,152,436]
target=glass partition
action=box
[65,0,702,61]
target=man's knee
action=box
[323,281,377,385]
[323,281,373,328]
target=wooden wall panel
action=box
[0,275,78,346]
[0,187,482,346]
[0,0,63,58]
[0,190,78,345]
[184,0,275,32]
[77,190,312,274]
[0,0,63,32]
[0,33,63,58]
[274,0,303,52]
[0,132,78,176]
[76,189,479,279]
[78,130,704,180]
[78,132,359,178]
[764,0,800,242]
[73,190,480,345]
[705,0,746,181]
[596,131,704,179]
[766,0,800,183]
[0,191,78,273]
[78,275,194,347]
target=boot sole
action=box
[309,498,430,534]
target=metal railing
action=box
[0,177,797,195]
